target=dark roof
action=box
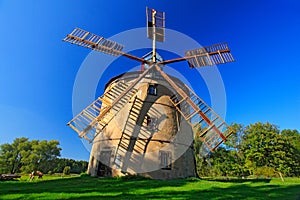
[104,70,186,90]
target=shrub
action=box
[63,166,71,175]
[186,177,200,182]
[254,167,277,178]
[80,172,88,177]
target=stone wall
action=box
[87,73,196,179]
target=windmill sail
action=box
[155,65,233,155]
[185,43,234,68]
[63,27,147,63]
[63,27,124,56]
[67,81,138,142]
[68,64,156,142]
[64,7,234,155]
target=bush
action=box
[63,166,71,175]
[186,177,200,182]
[80,172,88,177]
[48,171,53,175]
[254,167,277,178]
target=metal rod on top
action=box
[152,9,156,63]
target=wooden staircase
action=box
[114,95,156,173]
[114,95,144,169]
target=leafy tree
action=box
[0,137,31,173]
[52,158,88,174]
[0,138,61,174]
[209,148,231,176]
[225,123,245,150]
[194,122,300,178]
[281,129,300,153]
[241,122,299,177]
[224,123,248,177]
[194,133,211,177]
[35,140,61,173]
[194,123,248,177]
[280,129,300,176]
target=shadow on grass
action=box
[201,177,272,183]
[0,176,299,199]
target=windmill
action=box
[63,7,234,179]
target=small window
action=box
[146,115,152,126]
[91,156,95,166]
[146,115,157,131]
[114,154,122,169]
[159,151,172,170]
[148,84,157,95]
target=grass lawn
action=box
[0,175,300,199]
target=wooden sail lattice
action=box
[63,27,147,63]
[63,27,124,56]
[64,7,235,156]
[185,43,234,68]
[67,81,138,142]
[169,86,233,154]
[155,65,233,154]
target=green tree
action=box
[21,140,61,173]
[194,123,248,177]
[241,122,299,177]
[224,123,248,177]
[280,129,300,176]
[52,158,88,174]
[225,123,245,150]
[0,137,31,173]
[0,138,61,174]
[281,129,300,153]
[194,133,211,177]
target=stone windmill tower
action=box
[63,7,235,179]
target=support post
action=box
[152,9,156,63]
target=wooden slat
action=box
[158,65,233,153]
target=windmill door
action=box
[97,150,112,177]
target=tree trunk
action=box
[278,172,284,182]
[10,162,15,174]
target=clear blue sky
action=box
[0,0,299,160]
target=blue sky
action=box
[0,0,299,160]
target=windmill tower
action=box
[63,7,235,179]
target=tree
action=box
[194,133,211,177]
[195,123,249,177]
[52,158,88,174]
[0,137,31,173]
[194,122,300,178]
[281,129,300,153]
[224,123,248,177]
[0,138,61,174]
[241,122,299,177]
[20,140,61,173]
[280,129,300,176]
[225,123,245,150]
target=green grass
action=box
[0,175,300,199]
